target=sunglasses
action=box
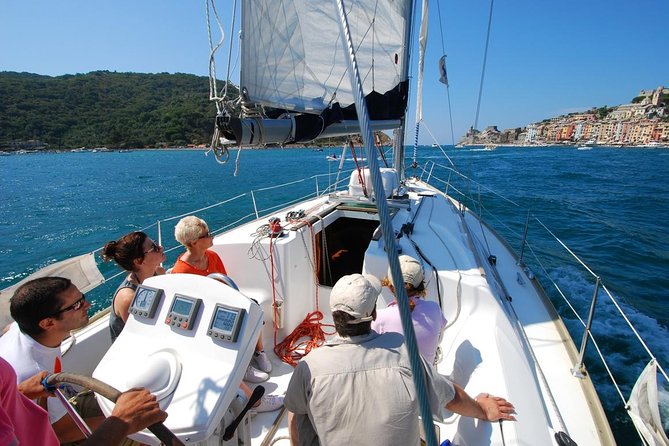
[198,232,212,240]
[55,295,87,315]
[144,241,161,254]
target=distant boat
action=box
[431,143,438,148]
[484,144,497,150]
[326,154,339,161]
[577,146,592,151]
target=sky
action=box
[1,0,668,144]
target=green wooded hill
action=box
[0,71,235,150]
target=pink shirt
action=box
[0,357,59,446]
[372,297,447,363]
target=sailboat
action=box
[1,1,667,445]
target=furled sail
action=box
[626,359,669,445]
[217,0,412,146]
[414,0,428,124]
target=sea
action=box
[1,145,668,443]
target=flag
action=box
[438,55,449,86]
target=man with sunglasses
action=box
[0,276,104,442]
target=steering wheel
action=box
[206,273,240,290]
[46,373,184,446]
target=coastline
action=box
[3,142,669,156]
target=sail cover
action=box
[0,253,104,328]
[240,0,410,119]
[627,359,669,445]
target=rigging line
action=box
[205,0,226,110]
[435,0,446,55]
[420,192,463,328]
[336,1,437,442]
[222,0,238,101]
[328,16,381,109]
[445,82,456,147]
[430,162,520,207]
[521,221,667,383]
[421,123,456,168]
[473,0,495,131]
[412,121,420,170]
[471,235,568,434]
[476,185,494,259]
[498,421,507,446]
[532,217,598,278]
[435,0,455,146]
[600,283,669,383]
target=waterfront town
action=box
[459,86,669,147]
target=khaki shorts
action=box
[65,391,144,446]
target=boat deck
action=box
[57,182,614,445]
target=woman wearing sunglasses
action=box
[102,231,166,343]
[172,216,273,379]
[171,216,283,413]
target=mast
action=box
[392,0,416,181]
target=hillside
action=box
[0,71,393,151]
[0,71,230,150]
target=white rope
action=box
[205,0,226,108]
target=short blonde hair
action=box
[175,216,209,246]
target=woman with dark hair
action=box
[101,231,165,342]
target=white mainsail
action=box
[240,0,409,114]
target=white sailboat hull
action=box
[51,176,614,445]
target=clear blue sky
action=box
[1,0,668,144]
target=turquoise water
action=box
[1,146,668,443]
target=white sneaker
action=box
[251,394,284,413]
[254,350,272,373]
[243,365,269,383]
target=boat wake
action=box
[551,266,669,416]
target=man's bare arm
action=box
[288,411,299,446]
[80,388,167,446]
[445,384,516,422]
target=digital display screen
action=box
[172,297,193,315]
[212,307,237,333]
[207,303,245,342]
[134,288,155,310]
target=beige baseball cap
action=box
[388,255,424,287]
[330,273,381,324]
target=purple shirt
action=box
[372,297,447,363]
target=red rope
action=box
[274,310,334,367]
[271,219,334,366]
[349,141,368,196]
[375,138,389,168]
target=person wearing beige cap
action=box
[284,273,515,446]
[373,254,446,364]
